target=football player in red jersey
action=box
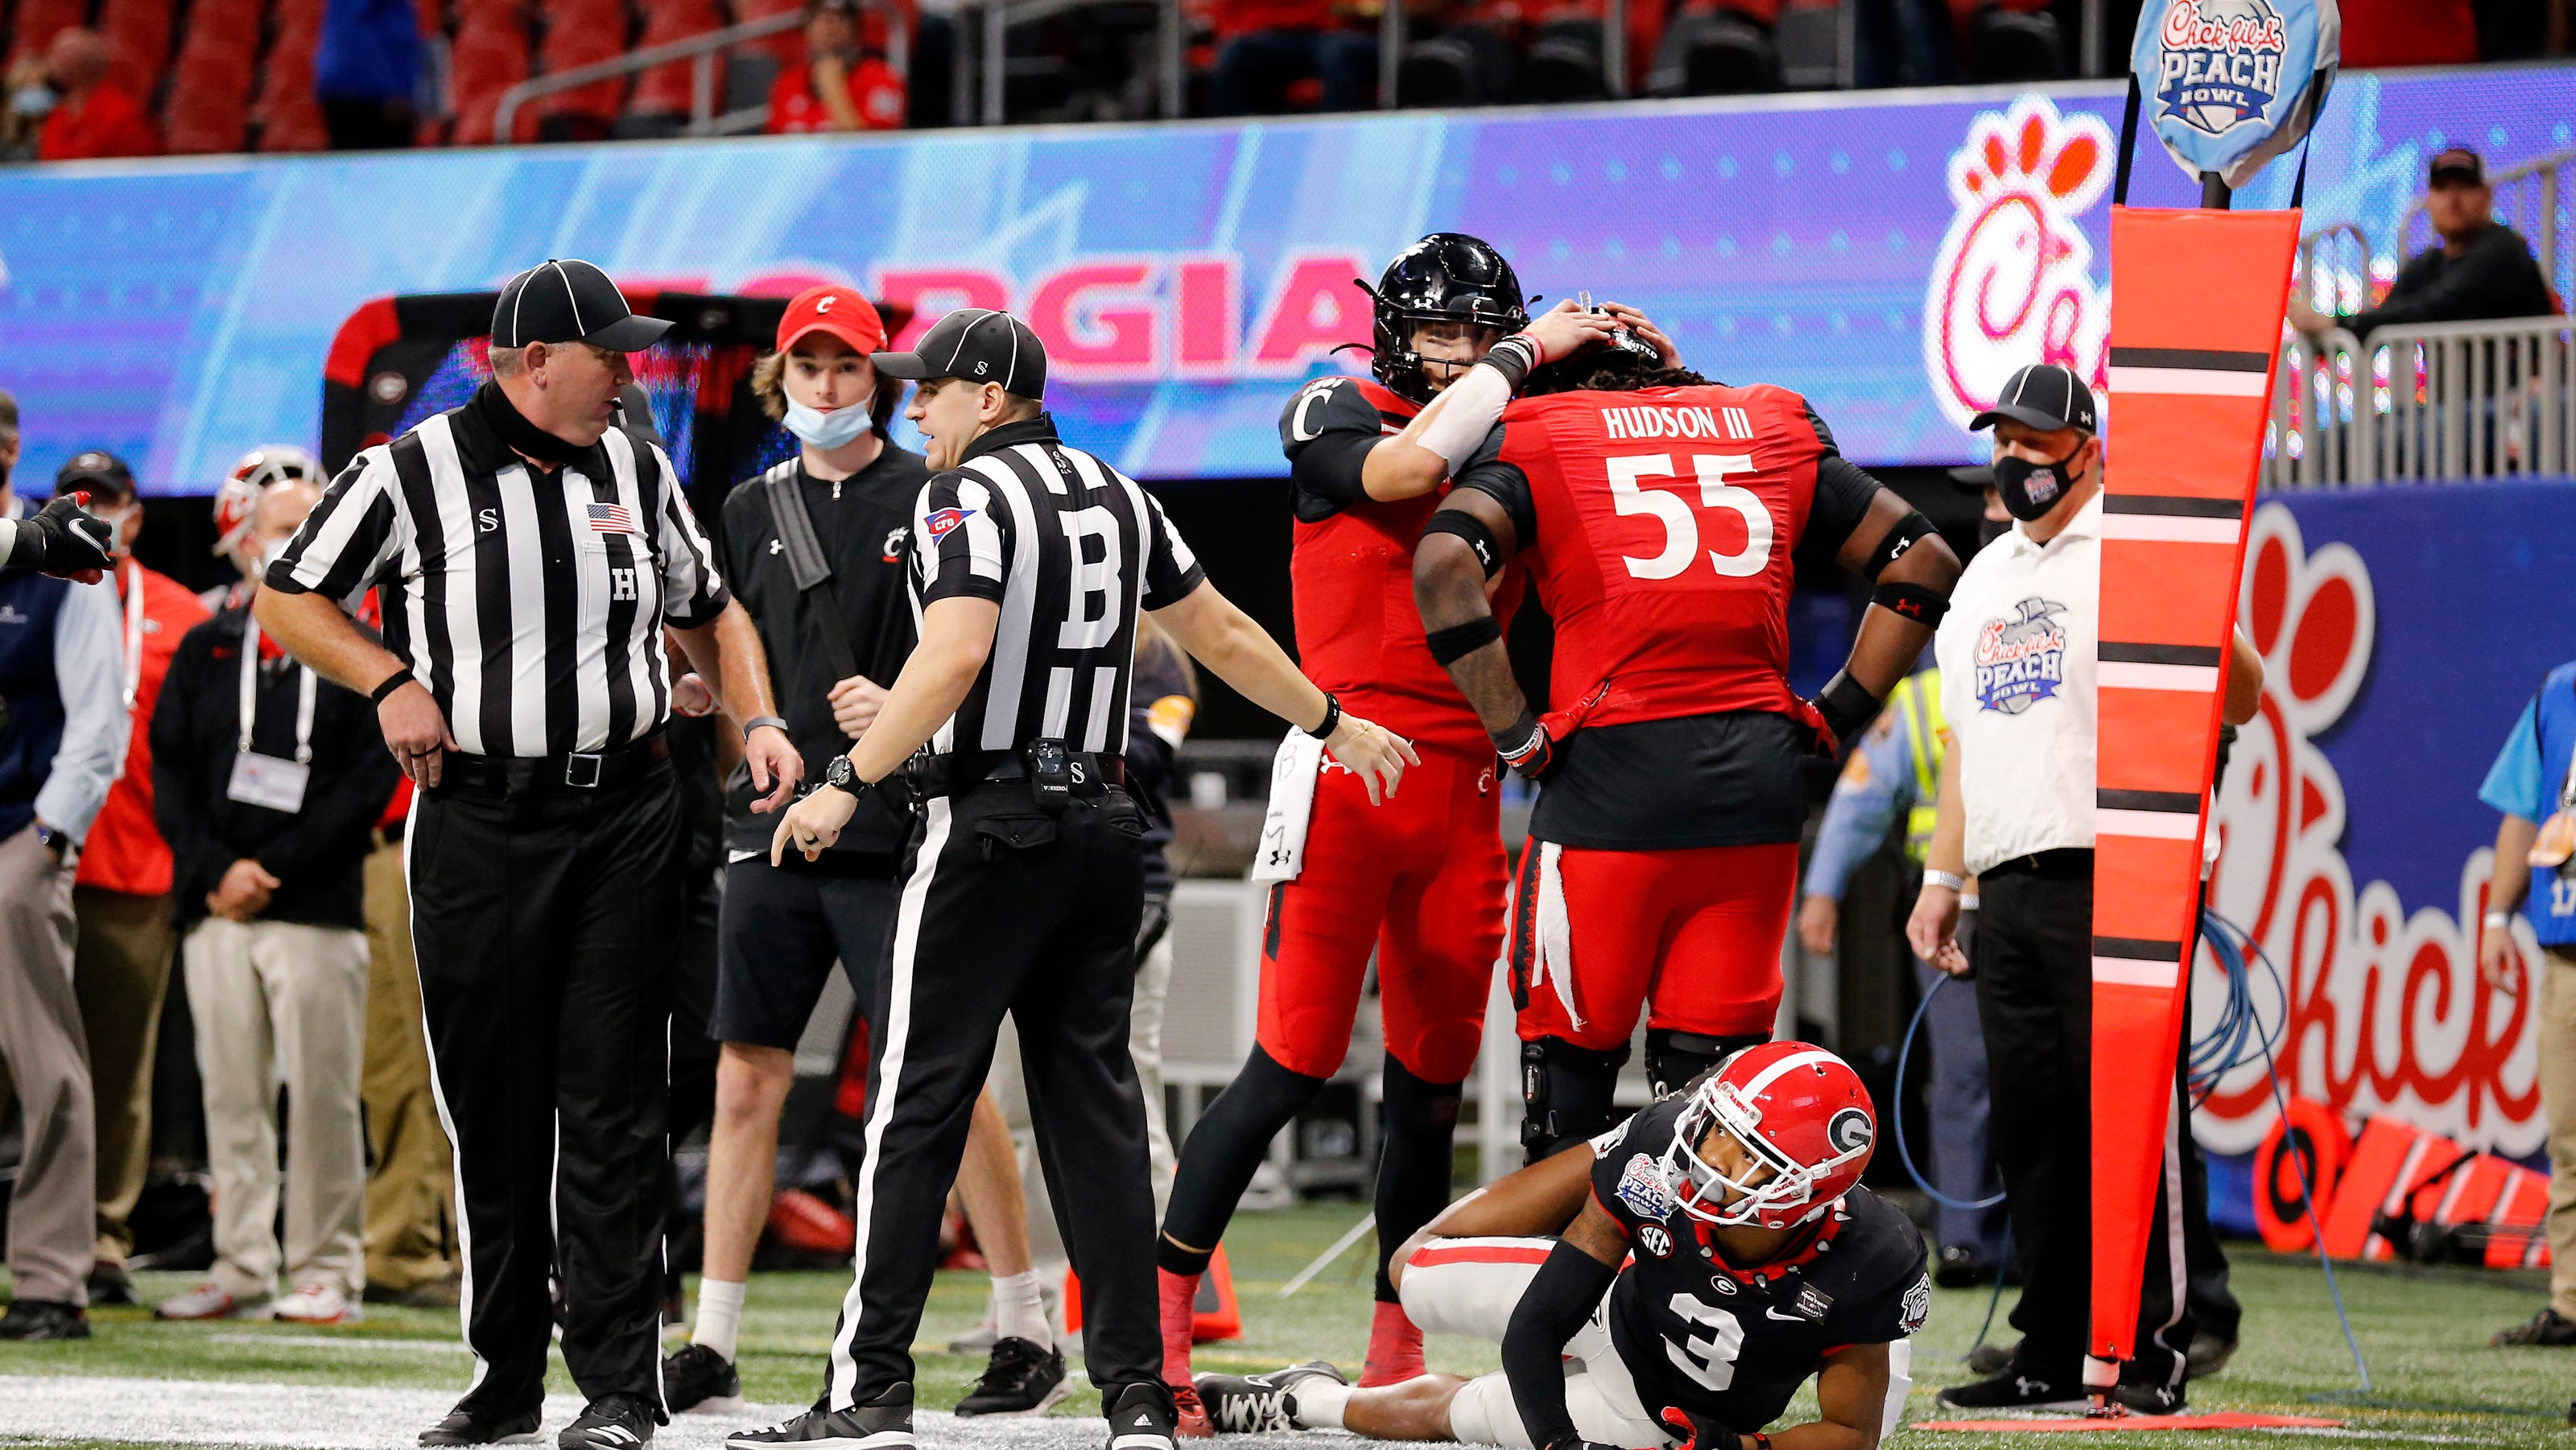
[1406,334,1961,1159]
[1197,1043,1930,1450]
[1156,236,1639,1426]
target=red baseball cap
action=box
[777,283,887,357]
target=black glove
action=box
[1494,713,1558,783]
[1543,1437,1623,1450]
[1659,1407,1746,1450]
[15,494,115,578]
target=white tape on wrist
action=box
[1417,360,1514,469]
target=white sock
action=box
[1292,1378,1354,1430]
[691,1278,746,1361]
[993,1270,1054,1351]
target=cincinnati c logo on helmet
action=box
[1827,1107,1874,1155]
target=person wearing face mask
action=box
[46,452,212,1310]
[147,476,399,1329]
[1904,363,2262,1414]
[658,283,933,1415]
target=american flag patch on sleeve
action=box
[588,502,641,535]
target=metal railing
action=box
[492,4,908,144]
[2264,315,2576,488]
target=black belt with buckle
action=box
[910,748,1124,799]
[1981,847,2095,880]
[438,733,671,797]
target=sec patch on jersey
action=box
[1637,1222,1674,1258]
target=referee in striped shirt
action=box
[740,309,1415,1450]
[258,260,802,1450]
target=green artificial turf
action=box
[4,1203,2571,1447]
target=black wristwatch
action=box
[822,754,868,796]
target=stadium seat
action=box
[254,23,332,151]
[535,13,634,142]
[1964,1,2059,81]
[448,14,534,143]
[1645,6,1775,94]
[1773,0,1838,87]
[7,0,89,69]
[164,27,259,153]
[100,0,177,98]
[627,0,726,123]
[1521,18,1606,102]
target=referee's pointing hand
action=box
[379,679,460,788]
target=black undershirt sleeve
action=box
[1501,1241,1620,1450]
[1288,428,1382,519]
[1449,456,1537,546]
[1799,402,1887,560]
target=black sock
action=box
[1373,1059,1463,1302]
[1160,1045,1326,1273]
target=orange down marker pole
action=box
[2087,206,2299,1392]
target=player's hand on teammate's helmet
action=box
[1324,712,1418,805]
[1658,1407,1747,1450]
[1596,302,1682,370]
[19,492,115,582]
[1492,714,1558,783]
[1521,299,1624,365]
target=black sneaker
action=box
[0,1300,90,1341]
[1935,1369,2088,1412]
[956,1336,1070,1416]
[664,1343,746,1415]
[2109,1381,2186,1415]
[1964,1339,2018,1377]
[2184,1331,2237,1380]
[88,1262,138,1306]
[1932,1246,1992,1290]
[1194,1362,1346,1433]
[559,1394,657,1450]
[2495,1306,2576,1347]
[1104,1381,1179,1450]
[419,1403,543,1447]
[727,1387,914,1450]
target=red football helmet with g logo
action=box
[1661,1041,1876,1229]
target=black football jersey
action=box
[1587,1098,1930,1432]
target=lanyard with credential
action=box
[121,560,144,710]
[238,614,318,766]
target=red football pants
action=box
[1509,841,1798,1051]
[1257,747,1506,1083]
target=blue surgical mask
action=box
[785,395,873,450]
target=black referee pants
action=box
[822,781,1158,1411]
[407,761,683,1416]
[1975,857,2194,1393]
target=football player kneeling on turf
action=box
[1199,1043,1929,1450]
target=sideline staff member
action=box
[1907,364,2260,1415]
[741,309,1414,1450]
[260,259,801,1450]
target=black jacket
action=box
[152,606,399,931]
[721,446,931,862]
[2349,222,2557,338]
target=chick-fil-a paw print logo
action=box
[2195,503,2541,1159]
[1922,95,2115,435]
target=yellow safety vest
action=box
[1888,669,1945,864]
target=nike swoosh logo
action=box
[1765,1307,1806,1321]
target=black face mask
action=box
[1993,441,2086,522]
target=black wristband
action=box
[1426,615,1503,665]
[1480,333,1542,388]
[369,671,415,705]
[1422,509,1505,578]
[1871,580,1949,628]
[1815,670,1884,743]
[1305,692,1342,741]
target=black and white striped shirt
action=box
[914,418,1203,757]
[268,383,730,758]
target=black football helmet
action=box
[1364,233,1531,403]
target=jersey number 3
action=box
[1663,1291,1748,1392]
[1608,452,1772,582]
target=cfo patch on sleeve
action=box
[1617,1154,1675,1223]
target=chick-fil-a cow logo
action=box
[2194,504,2541,1158]
[1922,95,2114,435]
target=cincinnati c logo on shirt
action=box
[1973,597,2070,715]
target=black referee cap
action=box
[873,309,1046,399]
[1971,363,2095,436]
[492,259,672,353]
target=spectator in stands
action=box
[315,0,423,151]
[1211,0,1376,114]
[31,28,160,162]
[0,405,128,1343]
[151,479,397,1327]
[769,0,908,133]
[60,452,210,1309]
[2289,147,2558,341]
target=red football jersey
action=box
[1486,383,1831,737]
[1279,375,1520,756]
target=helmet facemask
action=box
[1662,1078,1861,1230]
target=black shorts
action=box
[712,854,902,1051]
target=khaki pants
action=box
[361,836,452,1291]
[2543,947,2576,1318]
[72,885,175,1270]
[185,915,369,1299]
[989,925,1177,1283]
[0,823,94,1304]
